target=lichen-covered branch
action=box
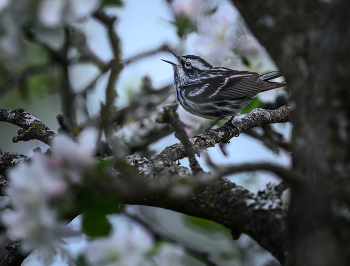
[153,106,291,164]
[0,243,26,266]
[0,151,28,177]
[0,151,29,195]
[126,179,288,264]
[0,108,55,145]
[157,103,203,174]
[111,84,175,152]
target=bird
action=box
[161,49,286,132]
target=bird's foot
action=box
[228,116,240,137]
[203,124,214,133]
[202,116,226,134]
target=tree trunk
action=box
[233,0,350,265]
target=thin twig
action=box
[244,126,291,152]
[216,162,304,187]
[93,10,123,131]
[24,25,76,129]
[59,27,76,129]
[157,103,203,174]
[123,44,170,65]
[69,28,107,68]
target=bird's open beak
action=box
[161,59,178,66]
[161,49,182,66]
[168,49,182,62]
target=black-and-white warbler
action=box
[161,49,286,131]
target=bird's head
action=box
[161,49,213,87]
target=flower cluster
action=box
[38,0,101,28]
[172,0,273,71]
[2,128,98,261]
[83,220,184,266]
[0,0,100,63]
[85,224,154,266]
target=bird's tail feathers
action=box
[259,71,286,92]
[260,71,283,81]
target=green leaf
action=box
[75,255,89,266]
[75,189,122,214]
[27,67,60,98]
[101,0,123,7]
[240,98,263,114]
[240,55,251,67]
[82,211,112,237]
[97,156,115,170]
[184,216,229,233]
[173,14,197,38]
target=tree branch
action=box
[216,163,304,187]
[157,103,203,174]
[0,151,28,185]
[126,179,288,265]
[0,243,26,266]
[93,10,123,130]
[0,108,55,145]
[153,106,291,164]
[123,44,170,65]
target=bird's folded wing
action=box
[184,70,273,102]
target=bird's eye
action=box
[185,62,191,67]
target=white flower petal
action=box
[78,127,99,154]
[85,224,154,266]
[38,0,66,27]
[68,0,100,20]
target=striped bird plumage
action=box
[161,50,286,129]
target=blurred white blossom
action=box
[0,0,101,62]
[51,127,99,181]
[38,0,101,27]
[172,0,275,71]
[190,4,241,65]
[172,0,211,23]
[236,35,278,72]
[172,0,243,67]
[38,0,66,28]
[85,224,154,266]
[1,128,98,261]
[2,154,72,261]
[153,243,184,266]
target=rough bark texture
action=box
[0,109,55,145]
[233,0,350,265]
[154,106,291,164]
[0,107,291,264]
[0,243,25,266]
[129,179,288,264]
